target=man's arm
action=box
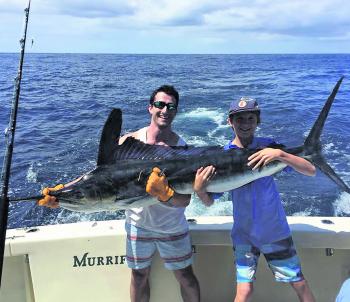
[118,133,134,145]
[171,192,191,207]
[248,148,316,176]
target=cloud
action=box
[52,0,135,18]
[128,1,349,41]
[1,0,350,53]
[0,0,135,17]
[2,0,350,39]
[0,0,28,13]
[200,0,350,39]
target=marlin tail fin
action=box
[303,77,350,193]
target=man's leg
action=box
[130,267,151,302]
[234,282,254,302]
[157,230,198,301]
[290,279,316,302]
[173,265,200,302]
[126,223,156,302]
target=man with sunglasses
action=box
[119,85,200,302]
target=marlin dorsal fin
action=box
[112,137,223,161]
[97,108,122,165]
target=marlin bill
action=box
[39,77,350,212]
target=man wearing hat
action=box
[194,97,316,302]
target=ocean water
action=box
[0,53,349,229]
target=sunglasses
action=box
[152,101,177,111]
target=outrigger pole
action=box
[0,0,31,287]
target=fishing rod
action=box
[0,0,31,287]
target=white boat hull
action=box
[1,216,350,301]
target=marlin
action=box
[42,77,349,212]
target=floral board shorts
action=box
[234,236,304,283]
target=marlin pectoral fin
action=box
[97,108,122,165]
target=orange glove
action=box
[146,167,174,202]
[37,184,64,208]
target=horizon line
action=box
[1,51,350,56]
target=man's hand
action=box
[146,167,174,202]
[37,184,64,208]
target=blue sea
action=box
[1,53,350,229]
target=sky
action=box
[0,0,350,54]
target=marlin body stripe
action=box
[50,77,349,212]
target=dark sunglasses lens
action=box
[153,101,165,109]
[153,101,177,110]
[167,103,177,110]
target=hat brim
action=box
[229,108,260,116]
